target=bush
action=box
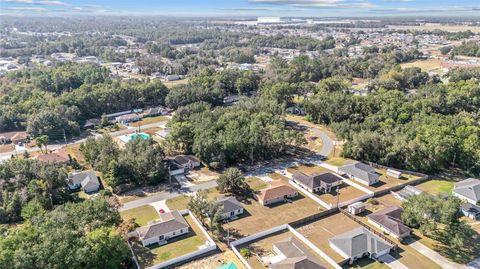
[367,198,379,205]
[240,248,251,257]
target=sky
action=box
[0,0,479,17]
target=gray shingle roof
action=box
[69,170,98,186]
[460,203,480,216]
[454,178,480,203]
[272,236,326,269]
[367,206,411,237]
[136,211,189,240]
[329,227,392,258]
[292,172,341,189]
[339,162,380,184]
[217,196,243,214]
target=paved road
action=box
[405,238,466,269]
[378,254,409,269]
[0,121,167,162]
[119,126,335,211]
[119,180,218,211]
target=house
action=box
[36,152,69,164]
[460,203,480,220]
[173,155,201,170]
[168,161,185,176]
[329,227,392,264]
[292,171,342,193]
[255,183,298,206]
[453,178,480,205]
[367,206,411,239]
[83,118,101,129]
[106,110,132,121]
[115,113,142,124]
[348,202,365,215]
[143,106,168,117]
[67,170,100,193]
[269,236,326,269]
[217,196,244,220]
[0,131,27,145]
[339,162,380,186]
[166,74,181,81]
[386,169,402,179]
[391,185,423,201]
[135,210,189,247]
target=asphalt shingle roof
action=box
[329,227,392,258]
[271,236,326,269]
[217,196,243,213]
[136,210,189,240]
[367,206,411,237]
[454,178,480,203]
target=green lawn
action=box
[325,157,354,167]
[344,257,388,269]
[416,179,454,195]
[120,205,159,226]
[166,187,222,210]
[246,177,268,191]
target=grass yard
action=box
[224,190,324,238]
[400,59,444,74]
[287,164,328,175]
[345,257,388,269]
[65,144,87,165]
[267,173,289,183]
[120,205,159,226]
[246,177,269,191]
[360,169,420,193]
[163,78,189,88]
[135,116,169,126]
[325,157,355,167]
[133,215,207,268]
[315,182,368,206]
[239,230,336,269]
[166,187,223,210]
[415,179,454,195]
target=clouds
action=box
[0,0,67,5]
[249,0,375,9]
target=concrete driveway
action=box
[378,254,408,269]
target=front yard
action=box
[415,179,454,195]
[120,205,159,226]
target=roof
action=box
[393,185,423,200]
[69,170,98,186]
[367,206,411,237]
[145,106,168,115]
[0,131,27,141]
[81,173,100,190]
[256,184,298,203]
[453,178,480,203]
[136,211,189,240]
[217,196,243,213]
[271,237,326,269]
[340,162,380,184]
[36,152,69,164]
[329,227,392,258]
[174,155,200,165]
[461,203,480,216]
[83,118,100,128]
[292,172,341,189]
[348,201,365,209]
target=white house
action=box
[135,210,190,247]
[67,170,100,193]
[348,202,365,215]
[217,196,244,220]
[453,178,480,205]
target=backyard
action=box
[415,179,454,195]
[315,182,368,206]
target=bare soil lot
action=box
[315,182,368,206]
[287,164,328,175]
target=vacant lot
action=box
[238,230,335,269]
[400,59,444,73]
[120,205,159,226]
[224,190,324,238]
[287,164,328,175]
[416,179,454,195]
[315,182,368,206]
[296,212,362,263]
[133,215,207,268]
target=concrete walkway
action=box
[378,254,409,269]
[405,239,464,269]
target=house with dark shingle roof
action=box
[292,171,342,193]
[339,162,380,186]
[217,196,244,220]
[135,210,190,247]
[367,206,411,239]
[329,227,392,264]
[453,178,480,205]
[255,183,298,206]
[269,236,327,269]
[173,155,201,170]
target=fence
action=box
[288,207,339,228]
[140,210,217,269]
[288,179,332,209]
[319,162,340,173]
[337,192,374,208]
[339,208,397,250]
[342,178,374,194]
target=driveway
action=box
[405,238,464,269]
[378,254,408,269]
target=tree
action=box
[217,168,247,194]
[35,135,49,154]
[188,191,209,225]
